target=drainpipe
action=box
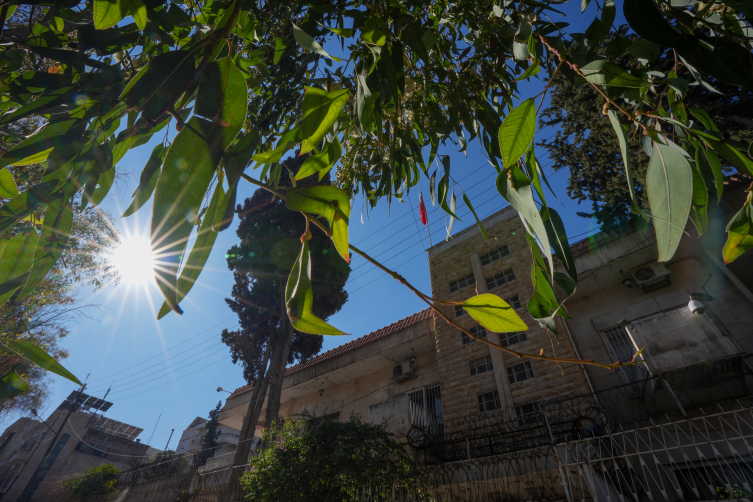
[561,318,600,407]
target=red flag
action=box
[419,193,428,225]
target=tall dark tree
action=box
[538,27,753,229]
[221,157,350,489]
[197,401,222,467]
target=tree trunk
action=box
[223,344,272,502]
[264,279,295,426]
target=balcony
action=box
[216,432,239,446]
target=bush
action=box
[240,415,423,502]
[62,464,120,500]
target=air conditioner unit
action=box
[630,262,671,292]
[391,361,416,383]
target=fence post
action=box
[542,408,573,502]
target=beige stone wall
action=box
[428,208,590,423]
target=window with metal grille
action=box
[310,412,340,426]
[409,384,443,423]
[507,361,535,384]
[449,273,475,293]
[485,268,516,290]
[515,401,543,426]
[506,295,522,309]
[480,245,511,266]
[477,390,501,413]
[455,305,466,317]
[469,355,494,376]
[603,326,645,385]
[462,325,487,345]
[498,330,527,347]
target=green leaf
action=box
[724,192,753,264]
[689,158,708,236]
[0,118,86,171]
[698,147,723,201]
[607,110,639,211]
[496,170,553,278]
[462,294,529,333]
[498,98,536,168]
[126,0,147,30]
[195,57,248,129]
[285,186,350,263]
[212,178,237,232]
[362,18,387,46]
[0,367,28,400]
[300,87,349,155]
[286,242,346,336]
[328,26,354,38]
[90,167,115,207]
[151,117,236,314]
[94,0,126,29]
[579,60,652,88]
[646,142,693,262]
[292,24,341,62]
[515,59,541,81]
[250,126,301,164]
[17,196,72,301]
[119,50,196,121]
[6,340,82,386]
[542,207,577,281]
[0,169,19,198]
[294,139,341,181]
[462,193,488,242]
[273,37,286,65]
[157,182,224,319]
[122,144,165,218]
[0,231,38,307]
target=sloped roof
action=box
[227,308,433,399]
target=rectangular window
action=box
[480,245,511,266]
[455,305,466,318]
[477,390,502,413]
[462,325,487,345]
[485,268,516,290]
[498,331,527,348]
[603,326,646,386]
[310,412,340,426]
[409,384,443,426]
[506,295,522,309]
[507,361,535,384]
[469,355,493,376]
[515,401,542,426]
[449,273,476,293]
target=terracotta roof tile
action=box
[227,308,432,399]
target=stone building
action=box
[0,392,149,502]
[219,176,753,502]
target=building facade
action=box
[0,392,148,502]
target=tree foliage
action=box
[61,464,120,501]
[222,164,349,384]
[240,415,422,502]
[538,27,753,229]
[197,400,221,467]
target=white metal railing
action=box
[410,402,439,429]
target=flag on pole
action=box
[419,193,428,225]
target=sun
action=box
[112,236,156,284]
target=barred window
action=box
[485,269,516,290]
[506,295,522,309]
[498,331,527,348]
[515,401,542,426]
[455,305,466,318]
[480,245,511,265]
[469,355,494,376]
[449,273,475,293]
[477,390,502,413]
[462,325,487,345]
[507,361,535,384]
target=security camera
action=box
[688,299,705,315]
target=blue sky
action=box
[13,1,625,450]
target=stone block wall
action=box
[428,207,590,423]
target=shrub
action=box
[240,415,422,502]
[62,464,120,500]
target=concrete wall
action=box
[427,207,590,423]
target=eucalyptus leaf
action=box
[462,294,529,333]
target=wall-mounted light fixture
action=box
[410,355,416,364]
[319,383,324,397]
[622,278,632,288]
